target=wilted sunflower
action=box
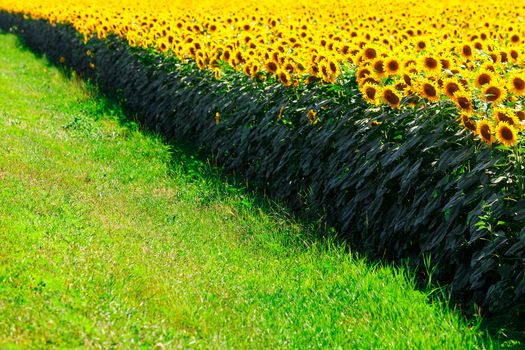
[495,122,518,146]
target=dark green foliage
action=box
[1,12,523,319]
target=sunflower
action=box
[362,46,377,61]
[419,79,440,102]
[360,77,379,86]
[304,75,319,85]
[509,49,519,62]
[277,69,292,87]
[442,77,463,99]
[157,40,170,52]
[360,82,380,105]
[420,56,441,74]
[307,109,318,125]
[492,107,520,127]
[403,59,417,68]
[440,58,451,70]
[283,62,295,74]
[221,49,232,62]
[459,113,478,133]
[477,119,495,144]
[319,61,336,83]
[384,58,401,76]
[371,58,386,79]
[454,91,474,113]
[415,40,427,52]
[480,62,496,73]
[264,60,279,74]
[394,81,408,92]
[500,51,509,63]
[328,61,339,76]
[473,41,483,50]
[473,71,493,88]
[482,83,507,104]
[402,73,412,86]
[495,122,519,146]
[508,73,525,96]
[381,87,401,109]
[516,110,525,122]
[461,44,473,60]
[357,66,372,80]
[250,63,261,77]
[489,53,499,63]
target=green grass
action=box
[0,32,511,349]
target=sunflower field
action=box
[0,0,524,320]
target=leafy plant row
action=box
[1,12,523,319]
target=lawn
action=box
[0,32,509,349]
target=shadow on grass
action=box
[9,32,524,349]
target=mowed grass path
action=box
[0,33,496,349]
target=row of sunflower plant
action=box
[1,0,524,150]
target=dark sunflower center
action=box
[513,78,525,91]
[501,127,514,141]
[364,48,376,60]
[477,74,491,86]
[387,61,399,71]
[424,57,438,69]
